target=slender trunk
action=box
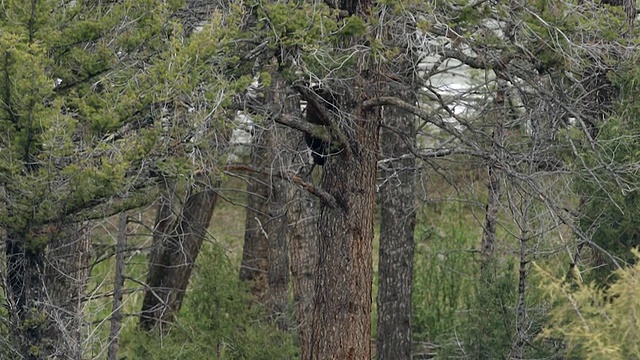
[140,176,219,331]
[505,181,533,359]
[512,226,528,359]
[289,183,319,358]
[6,223,91,360]
[267,174,290,330]
[481,161,501,264]
[477,87,506,359]
[481,88,506,265]
[376,96,417,360]
[567,198,586,283]
[107,212,127,360]
[310,101,380,360]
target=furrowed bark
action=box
[310,102,380,360]
[5,222,91,360]
[289,184,319,358]
[239,139,271,302]
[376,93,417,360]
[240,69,295,330]
[140,176,219,331]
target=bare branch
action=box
[224,164,338,208]
[276,114,332,143]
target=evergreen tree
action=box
[0,0,240,356]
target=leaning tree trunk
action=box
[138,0,232,332]
[310,99,380,360]
[139,176,219,331]
[376,94,417,360]
[5,222,91,360]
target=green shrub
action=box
[411,201,555,359]
[121,244,297,359]
[412,202,479,354]
[538,251,640,359]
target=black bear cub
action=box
[305,88,337,166]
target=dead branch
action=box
[224,164,338,208]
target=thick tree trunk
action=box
[139,0,228,332]
[265,75,299,330]
[5,223,91,360]
[305,2,378,357]
[140,177,219,331]
[310,102,380,360]
[44,224,91,360]
[289,184,319,358]
[240,71,294,330]
[239,138,271,302]
[376,98,417,360]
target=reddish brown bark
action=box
[309,101,380,360]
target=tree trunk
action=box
[306,1,378,356]
[6,234,47,360]
[266,171,291,330]
[481,161,501,264]
[310,101,380,360]
[5,223,91,360]
[289,183,319,358]
[265,74,299,330]
[512,222,529,359]
[240,70,295,330]
[239,136,271,303]
[476,86,506,359]
[480,87,506,265]
[140,176,219,331]
[107,212,127,360]
[139,0,229,332]
[376,97,417,360]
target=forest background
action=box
[1,0,640,359]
